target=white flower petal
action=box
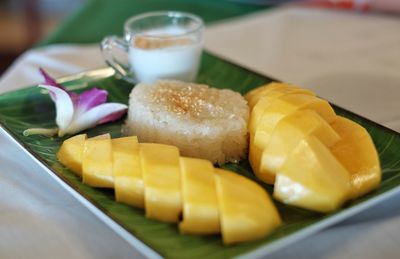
[66,103,127,135]
[39,84,74,134]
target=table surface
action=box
[2,0,400,258]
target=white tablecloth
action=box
[1,6,400,259]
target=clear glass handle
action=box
[100,36,137,84]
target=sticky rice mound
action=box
[124,80,249,164]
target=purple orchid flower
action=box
[23,69,127,137]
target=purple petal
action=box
[65,103,127,135]
[38,84,74,136]
[39,68,66,90]
[75,88,108,115]
[69,92,80,108]
[98,109,127,124]
[39,68,71,102]
[39,68,81,105]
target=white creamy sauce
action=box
[129,26,202,83]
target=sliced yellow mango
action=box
[82,133,114,188]
[215,168,281,244]
[58,133,285,243]
[248,134,261,174]
[57,133,87,176]
[179,157,220,235]
[330,116,381,199]
[274,135,351,212]
[245,82,286,100]
[255,94,336,146]
[249,134,275,184]
[112,136,144,207]
[140,143,182,223]
[259,110,340,182]
[249,88,315,134]
[245,82,291,109]
[251,95,336,183]
[91,133,111,140]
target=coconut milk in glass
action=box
[101,11,204,84]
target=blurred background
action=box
[1,0,398,77]
[0,0,85,74]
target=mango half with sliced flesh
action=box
[250,93,336,184]
[260,109,340,180]
[57,134,282,244]
[247,82,381,212]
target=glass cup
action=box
[101,11,204,84]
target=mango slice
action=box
[112,136,144,207]
[274,135,351,212]
[259,110,340,182]
[250,94,336,183]
[245,82,291,110]
[59,133,283,244]
[245,82,315,110]
[179,157,220,235]
[330,116,381,199]
[249,134,274,184]
[255,94,336,146]
[90,133,112,140]
[140,143,182,223]
[82,133,114,188]
[215,168,281,244]
[57,134,87,176]
[249,88,315,134]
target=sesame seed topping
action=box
[148,80,225,119]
